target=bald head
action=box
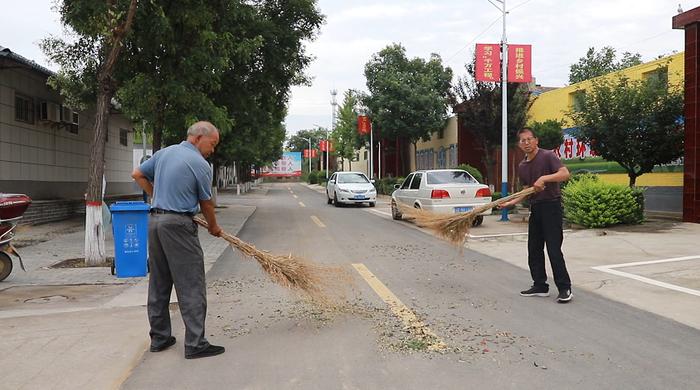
[187,121,220,157]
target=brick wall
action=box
[19,194,142,225]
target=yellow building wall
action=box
[409,116,459,171]
[528,52,685,126]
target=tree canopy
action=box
[567,73,684,186]
[529,119,565,151]
[331,90,363,170]
[569,46,642,84]
[363,43,453,173]
[454,60,531,184]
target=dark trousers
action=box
[528,200,571,291]
[147,213,210,354]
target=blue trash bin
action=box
[110,201,150,277]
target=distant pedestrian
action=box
[132,121,226,359]
[500,128,573,303]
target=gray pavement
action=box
[0,190,258,390]
[2,183,699,389]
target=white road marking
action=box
[293,195,298,199]
[298,202,306,208]
[592,255,700,297]
[310,215,326,228]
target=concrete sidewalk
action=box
[0,190,260,390]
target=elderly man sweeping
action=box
[132,121,226,359]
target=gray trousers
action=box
[147,213,210,354]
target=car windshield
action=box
[337,173,369,184]
[427,171,477,184]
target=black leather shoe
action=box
[185,344,225,359]
[150,336,176,352]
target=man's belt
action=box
[150,208,195,217]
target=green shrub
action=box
[562,176,644,228]
[375,176,403,195]
[562,172,599,190]
[456,164,484,183]
[308,170,319,184]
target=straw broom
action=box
[399,187,537,246]
[194,216,348,304]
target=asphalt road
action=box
[124,183,699,390]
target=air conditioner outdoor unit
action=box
[70,111,79,126]
[38,101,61,122]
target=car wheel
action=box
[369,202,376,208]
[327,192,332,204]
[391,201,402,220]
[472,215,484,227]
[334,192,341,207]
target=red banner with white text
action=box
[507,44,532,83]
[475,43,501,82]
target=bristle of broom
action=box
[398,187,537,246]
[194,217,351,306]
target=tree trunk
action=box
[84,0,138,266]
[152,98,166,152]
[629,173,637,187]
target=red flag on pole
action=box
[475,43,501,82]
[507,44,532,83]
[319,140,327,152]
[357,115,371,135]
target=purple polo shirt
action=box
[517,148,564,204]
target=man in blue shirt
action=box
[132,121,225,359]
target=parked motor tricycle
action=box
[0,193,31,281]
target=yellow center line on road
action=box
[351,263,447,351]
[310,215,326,228]
[298,201,306,207]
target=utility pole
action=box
[329,89,337,179]
[307,137,312,174]
[490,0,509,221]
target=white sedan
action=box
[326,172,377,207]
[391,169,492,226]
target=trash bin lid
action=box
[109,201,151,212]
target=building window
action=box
[363,150,368,160]
[643,66,668,88]
[569,90,586,111]
[15,94,33,123]
[119,128,129,146]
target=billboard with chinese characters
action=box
[260,152,302,177]
[475,43,500,82]
[554,129,597,160]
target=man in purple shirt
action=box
[501,128,573,303]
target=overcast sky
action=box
[0,0,691,136]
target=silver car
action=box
[326,172,377,207]
[391,169,492,226]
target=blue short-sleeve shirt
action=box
[138,141,212,213]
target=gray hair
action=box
[187,121,218,137]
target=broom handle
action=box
[193,216,249,249]
[468,186,537,216]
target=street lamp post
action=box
[490,0,509,221]
[306,137,312,174]
[329,89,337,179]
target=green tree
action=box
[116,0,241,152]
[42,0,138,265]
[569,46,642,84]
[211,0,324,180]
[567,74,684,186]
[453,60,531,185]
[332,90,362,171]
[363,43,454,174]
[529,119,565,151]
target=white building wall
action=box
[0,65,137,199]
